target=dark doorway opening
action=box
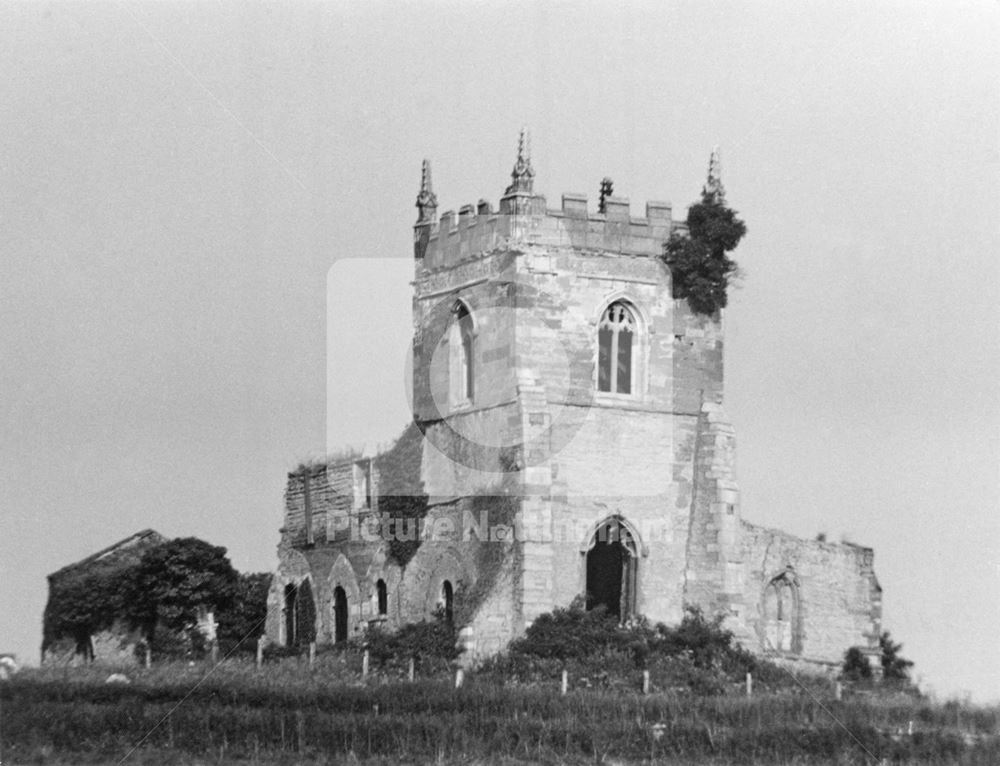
[376,579,388,616]
[441,580,454,625]
[585,519,637,620]
[74,634,94,662]
[333,586,348,643]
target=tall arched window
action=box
[762,574,800,654]
[598,302,636,394]
[450,302,474,405]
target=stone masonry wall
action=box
[740,521,881,664]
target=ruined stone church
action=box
[265,135,882,670]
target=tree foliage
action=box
[880,630,915,681]
[366,608,459,673]
[123,537,238,640]
[663,192,746,315]
[841,631,915,684]
[216,572,273,654]
[841,646,873,682]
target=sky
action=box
[1,1,997,702]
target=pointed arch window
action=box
[598,302,636,394]
[762,574,800,654]
[450,301,475,405]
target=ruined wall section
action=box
[739,521,882,665]
[43,622,146,667]
[282,459,377,547]
[269,489,519,656]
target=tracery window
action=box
[598,302,636,394]
[762,574,800,654]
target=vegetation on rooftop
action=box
[662,189,747,316]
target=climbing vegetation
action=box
[43,536,264,660]
[375,422,429,567]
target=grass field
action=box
[2,656,998,765]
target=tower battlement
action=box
[413,131,686,271]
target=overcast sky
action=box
[2,2,997,702]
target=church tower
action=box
[268,135,881,669]
[410,132,744,635]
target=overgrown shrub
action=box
[507,598,636,662]
[261,643,304,663]
[652,605,758,676]
[841,646,873,682]
[486,600,763,694]
[365,609,460,675]
[840,632,916,689]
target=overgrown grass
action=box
[3,658,998,765]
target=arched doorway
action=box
[333,586,348,644]
[584,518,639,620]
[284,583,298,646]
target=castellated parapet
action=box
[415,193,677,269]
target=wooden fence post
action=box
[561,669,568,696]
[362,649,370,678]
[746,672,753,697]
[408,656,415,682]
[144,644,151,669]
[455,668,464,689]
[642,670,651,695]
[835,681,843,701]
[256,637,264,668]
[308,642,316,668]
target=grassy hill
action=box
[2,656,997,765]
